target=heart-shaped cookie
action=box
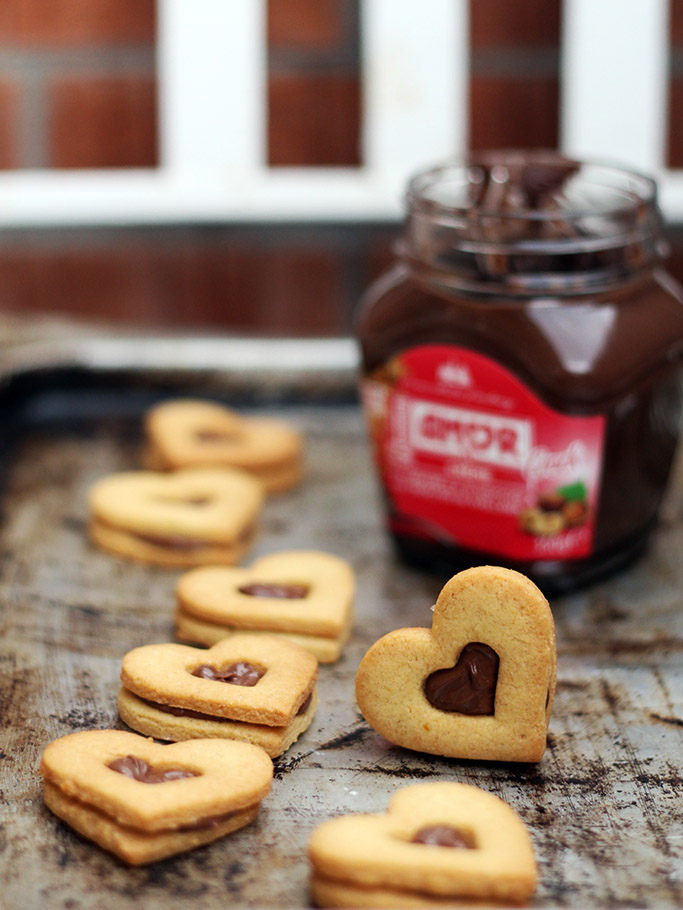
[88,467,265,566]
[308,781,537,907]
[40,730,273,865]
[119,634,319,757]
[175,550,355,662]
[355,565,556,762]
[144,398,304,493]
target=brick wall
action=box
[0,0,682,334]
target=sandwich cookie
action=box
[175,550,355,663]
[88,467,264,567]
[118,634,318,758]
[144,398,304,494]
[308,782,537,907]
[40,729,273,865]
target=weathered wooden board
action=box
[0,353,681,910]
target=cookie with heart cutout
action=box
[143,398,305,493]
[308,781,537,907]
[118,633,318,758]
[174,550,355,663]
[88,467,265,567]
[355,565,556,762]
[40,729,273,865]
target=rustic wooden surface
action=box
[0,360,682,909]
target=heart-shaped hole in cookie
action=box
[411,824,477,849]
[237,582,310,599]
[423,642,499,715]
[151,494,215,507]
[191,661,265,687]
[194,429,242,444]
[108,755,198,783]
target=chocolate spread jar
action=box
[357,152,683,591]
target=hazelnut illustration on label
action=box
[355,565,556,762]
[520,479,590,537]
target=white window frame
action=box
[561,0,683,216]
[0,0,467,227]
[0,0,680,227]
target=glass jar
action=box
[356,151,683,592]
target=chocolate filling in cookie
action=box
[191,661,265,686]
[124,523,256,552]
[150,494,215,507]
[411,825,476,849]
[137,690,314,723]
[238,582,309,599]
[194,429,241,443]
[105,755,249,831]
[423,642,499,715]
[177,809,243,832]
[108,754,197,783]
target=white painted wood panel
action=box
[0,0,467,226]
[560,0,670,173]
[158,0,267,175]
[560,0,683,218]
[0,1,681,225]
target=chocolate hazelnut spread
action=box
[139,689,313,721]
[195,430,240,443]
[108,755,197,783]
[192,661,265,686]
[177,809,239,831]
[138,677,313,723]
[357,152,683,591]
[139,696,230,722]
[130,531,212,551]
[107,755,239,830]
[238,582,309,599]
[411,825,475,849]
[424,642,499,715]
[127,524,254,552]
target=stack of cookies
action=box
[174,550,355,663]
[40,730,273,865]
[308,781,538,907]
[88,467,265,568]
[143,398,305,493]
[117,634,319,758]
[87,398,307,568]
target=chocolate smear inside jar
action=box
[424,642,499,715]
[108,755,197,784]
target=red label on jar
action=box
[362,345,605,562]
